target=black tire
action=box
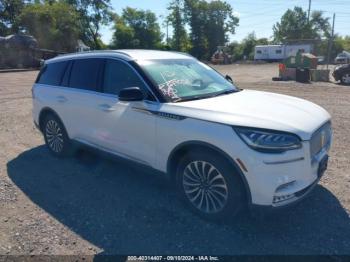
[175,151,245,221]
[340,73,350,85]
[42,113,72,157]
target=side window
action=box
[276,50,282,54]
[61,61,72,87]
[69,59,104,91]
[103,59,146,96]
[37,61,68,86]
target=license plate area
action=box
[318,155,329,178]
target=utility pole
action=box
[308,0,312,22]
[327,13,336,69]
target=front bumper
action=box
[238,129,331,207]
[250,172,321,214]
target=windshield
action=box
[137,59,238,102]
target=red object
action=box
[279,63,286,72]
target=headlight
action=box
[234,127,302,153]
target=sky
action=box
[100,0,350,45]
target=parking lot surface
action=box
[0,63,349,255]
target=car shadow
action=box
[7,146,350,255]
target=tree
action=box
[111,14,138,48]
[0,0,25,35]
[184,0,239,60]
[63,0,113,49]
[206,0,239,56]
[227,32,269,61]
[111,7,162,49]
[316,35,350,60]
[19,1,80,51]
[184,0,209,59]
[273,7,330,43]
[167,0,190,52]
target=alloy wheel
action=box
[342,73,350,84]
[45,120,64,153]
[182,161,229,214]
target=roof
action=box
[46,49,193,64]
[118,49,193,60]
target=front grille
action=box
[310,121,332,158]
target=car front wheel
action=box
[176,151,245,221]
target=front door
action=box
[87,58,158,167]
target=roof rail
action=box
[171,51,194,58]
[57,50,132,58]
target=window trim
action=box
[36,61,68,86]
[102,58,159,102]
[67,58,104,92]
[60,61,72,87]
[41,56,160,103]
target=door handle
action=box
[98,104,115,112]
[56,96,67,103]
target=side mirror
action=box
[225,75,233,83]
[119,87,145,101]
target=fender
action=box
[167,140,252,204]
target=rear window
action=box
[68,59,104,91]
[37,61,68,86]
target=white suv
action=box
[32,50,332,220]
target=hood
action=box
[160,90,331,140]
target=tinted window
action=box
[37,61,68,86]
[61,61,72,87]
[103,59,146,95]
[69,59,104,91]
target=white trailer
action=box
[254,44,313,61]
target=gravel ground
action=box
[0,63,350,256]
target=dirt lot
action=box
[0,63,350,256]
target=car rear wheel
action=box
[341,73,350,85]
[176,151,245,221]
[43,114,72,157]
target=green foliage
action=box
[167,0,190,52]
[110,7,163,49]
[183,0,238,60]
[63,0,113,49]
[206,0,239,57]
[227,32,269,61]
[183,0,208,59]
[273,7,330,43]
[335,36,350,52]
[19,1,80,51]
[0,0,25,35]
[316,35,350,60]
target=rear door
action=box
[57,58,105,141]
[34,60,70,129]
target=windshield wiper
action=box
[174,95,206,102]
[209,89,237,98]
[174,89,238,103]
